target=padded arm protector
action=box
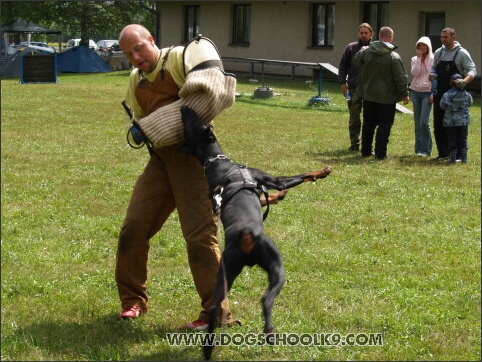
[137,67,236,148]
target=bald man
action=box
[115,24,236,330]
[353,26,409,160]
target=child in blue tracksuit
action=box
[439,74,473,163]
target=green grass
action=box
[1,72,480,361]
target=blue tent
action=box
[57,45,111,73]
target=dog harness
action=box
[211,164,270,221]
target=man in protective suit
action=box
[116,24,236,330]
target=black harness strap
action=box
[160,46,174,80]
[211,165,270,221]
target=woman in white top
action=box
[409,36,434,156]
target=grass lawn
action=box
[1,71,480,361]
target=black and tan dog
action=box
[178,106,331,360]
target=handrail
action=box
[221,56,338,79]
[222,56,320,68]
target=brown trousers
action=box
[115,143,232,323]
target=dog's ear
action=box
[205,123,217,143]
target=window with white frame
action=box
[312,3,335,47]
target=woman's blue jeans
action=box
[411,90,433,155]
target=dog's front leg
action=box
[260,189,289,206]
[203,260,229,361]
[203,251,245,360]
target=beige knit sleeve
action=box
[137,67,236,148]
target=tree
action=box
[1,1,156,43]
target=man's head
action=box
[441,28,456,49]
[357,23,374,45]
[119,24,160,73]
[378,27,394,42]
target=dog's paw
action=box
[203,335,215,360]
[203,346,214,361]
[268,189,288,204]
[314,166,331,180]
[303,166,331,183]
[265,327,275,345]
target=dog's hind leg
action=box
[250,165,331,190]
[254,236,286,337]
[203,252,245,361]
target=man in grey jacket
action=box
[430,27,477,161]
[353,26,409,160]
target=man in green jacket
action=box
[353,26,410,160]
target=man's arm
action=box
[338,47,351,95]
[457,49,477,87]
[338,47,350,84]
[137,67,236,148]
[430,49,441,74]
[392,55,410,104]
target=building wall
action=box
[156,1,480,82]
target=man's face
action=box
[440,31,455,48]
[119,32,158,73]
[358,27,372,44]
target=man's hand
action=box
[455,79,466,89]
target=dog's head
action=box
[178,106,217,154]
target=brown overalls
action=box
[115,67,232,323]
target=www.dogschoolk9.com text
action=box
[166,332,383,347]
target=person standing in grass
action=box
[338,23,374,152]
[439,73,473,163]
[429,27,477,161]
[409,36,434,157]
[115,24,236,330]
[353,26,410,160]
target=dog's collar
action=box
[204,154,230,168]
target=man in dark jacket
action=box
[353,26,410,160]
[338,23,373,151]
